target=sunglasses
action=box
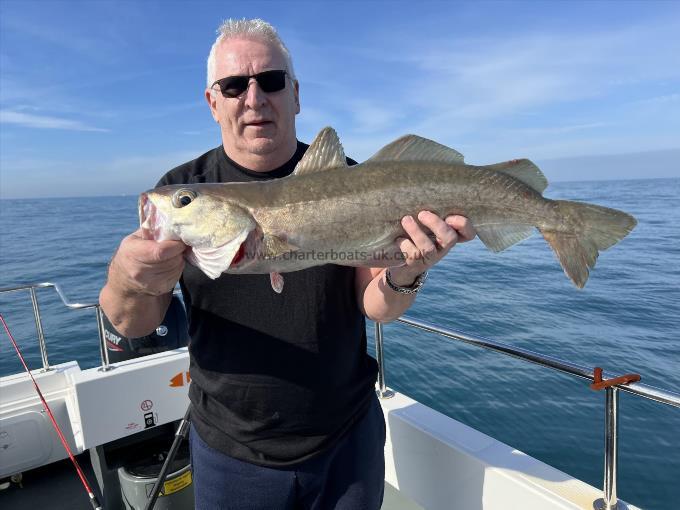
[211,70,289,98]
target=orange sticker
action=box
[169,371,191,387]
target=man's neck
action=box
[222,141,298,172]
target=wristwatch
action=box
[385,268,428,294]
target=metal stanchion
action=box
[374,322,394,399]
[593,387,622,510]
[29,287,50,371]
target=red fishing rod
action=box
[0,313,103,510]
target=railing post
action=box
[374,322,394,399]
[29,287,50,371]
[95,306,113,372]
[594,387,620,510]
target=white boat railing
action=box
[2,282,679,510]
[374,319,680,510]
[0,282,187,373]
[0,282,112,372]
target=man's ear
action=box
[294,80,300,114]
[205,89,219,122]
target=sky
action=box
[0,0,678,198]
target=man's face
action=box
[206,37,300,165]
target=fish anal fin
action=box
[293,127,348,176]
[270,272,284,293]
[476,223,535,253]
[486,159,548,194]
[367,135,465,164]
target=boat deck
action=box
[0,454,422,510]
[0,453,102,510]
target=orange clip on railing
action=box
[590,366,641,391]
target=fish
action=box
[139,126,637,292]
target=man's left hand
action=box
[388,211,476,287]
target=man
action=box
[100,18,475,510]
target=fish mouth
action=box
[139,193,169,241]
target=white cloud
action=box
[0,110,109,132]
[506,123,611,136]
[326,15,680,158]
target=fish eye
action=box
[172,189,197,208]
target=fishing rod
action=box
[0,313,103,510]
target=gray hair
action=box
[206,18,296,88]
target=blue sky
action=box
[1,0,678,198]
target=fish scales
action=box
[272,164,536,237]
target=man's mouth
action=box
[245,120,273,127]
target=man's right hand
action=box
[108,228,186,297]
[100,229,186,338]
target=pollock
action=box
[140,127,637,292]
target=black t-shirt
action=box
[156,142,378,466]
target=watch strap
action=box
[385,268,428,294]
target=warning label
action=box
[144,469,192,498]
[163,470,192,495]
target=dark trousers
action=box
[189,394,386,510]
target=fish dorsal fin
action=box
[486,159,548,194]
[367,135,465,164]
[294,126,348,176]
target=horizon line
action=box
[1,175,678,201]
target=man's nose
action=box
[244,78,267,108]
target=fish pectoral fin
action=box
[293,127,348,176]
[187,229,251,279]
[485,159,548,194]
[476,223,535,252]
[367,135,465,164]
[270,272,285,293]
[261,234,299,259]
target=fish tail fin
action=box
[539,200,637,288]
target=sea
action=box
[1,178,678,509]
